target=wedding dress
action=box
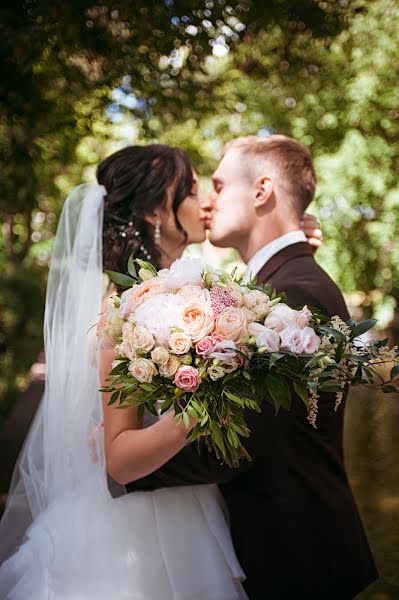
[0,185,247,600]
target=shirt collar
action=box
[242,230,307,284]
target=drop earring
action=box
[154,219,161,246]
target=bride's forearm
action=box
[106,413,190,485]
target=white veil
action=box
[0,184,121,597]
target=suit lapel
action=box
[256,242,313,284]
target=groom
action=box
[127,135,378,599]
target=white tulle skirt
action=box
[0,483,247,600]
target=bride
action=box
[0,144,321,599]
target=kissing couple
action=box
[0,135,378,599]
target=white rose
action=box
[132,325,155,354]
[248,322,280,351]
[159,355,181,379]
[120,322,137,359]
[129,358,157,383]
[151,346,170,365]
[169,331,192,355]
[264,303,299,332]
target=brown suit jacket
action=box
[126,243,378,599]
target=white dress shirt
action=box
[242,230,307,283]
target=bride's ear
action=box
[254,176,273,207]
[143,211,161,227]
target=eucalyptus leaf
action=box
[351,319,378,338]
[104,270,136,287]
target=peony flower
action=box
[301,326,321,353]
[174,365,201,393]
[180,298,214,342]
[264,303,299,332]
[129,358,157,383]
[280,325,305,354]
[169,331,192,355]
[151,346,170,365]
[248,322,280,351]
[134,293,187,345]
[215,306,247,342]
[177,285,204,298]
[119,279,166,318]
[159,355,180,379]
[132,325,155,354]
[165,258,205,289]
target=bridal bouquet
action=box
[99,257,399,466]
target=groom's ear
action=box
[254,176,273,207]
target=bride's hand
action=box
[301,212,323,251]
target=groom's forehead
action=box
[213,150,243,180]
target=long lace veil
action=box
[0,184,115,595]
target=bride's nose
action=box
[199,193,213,211]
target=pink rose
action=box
[280,325,305,354]
[174,366,202,393]
[297,305,313,328]
[195,336,215,356]
[301,326,321,353]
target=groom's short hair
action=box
[222,135,316,216]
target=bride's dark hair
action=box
[97,144,193,275]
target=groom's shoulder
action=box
[271,255,349,320]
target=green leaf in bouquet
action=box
[139,383,156,392]
[242,371,251,380]
[352,364,363,385]
[269,352,285,370]
[104,270,136,288]
[350,319,378,339]
[108,390,121,405]
[335,341,344,363]
[210,422,226,454]
[293,381,310,410]
[266,373,291,414]
[127,254,137,278]
[304,355,325,369]
[227,428,240,449]
[224,389,245,405]
[200,414,209,427]
[374,338,389,348]
[390,364,399,380]
[319,326,347,342]
[231,421,250,437]
[182,412,190,428]
[110,361,129,375]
